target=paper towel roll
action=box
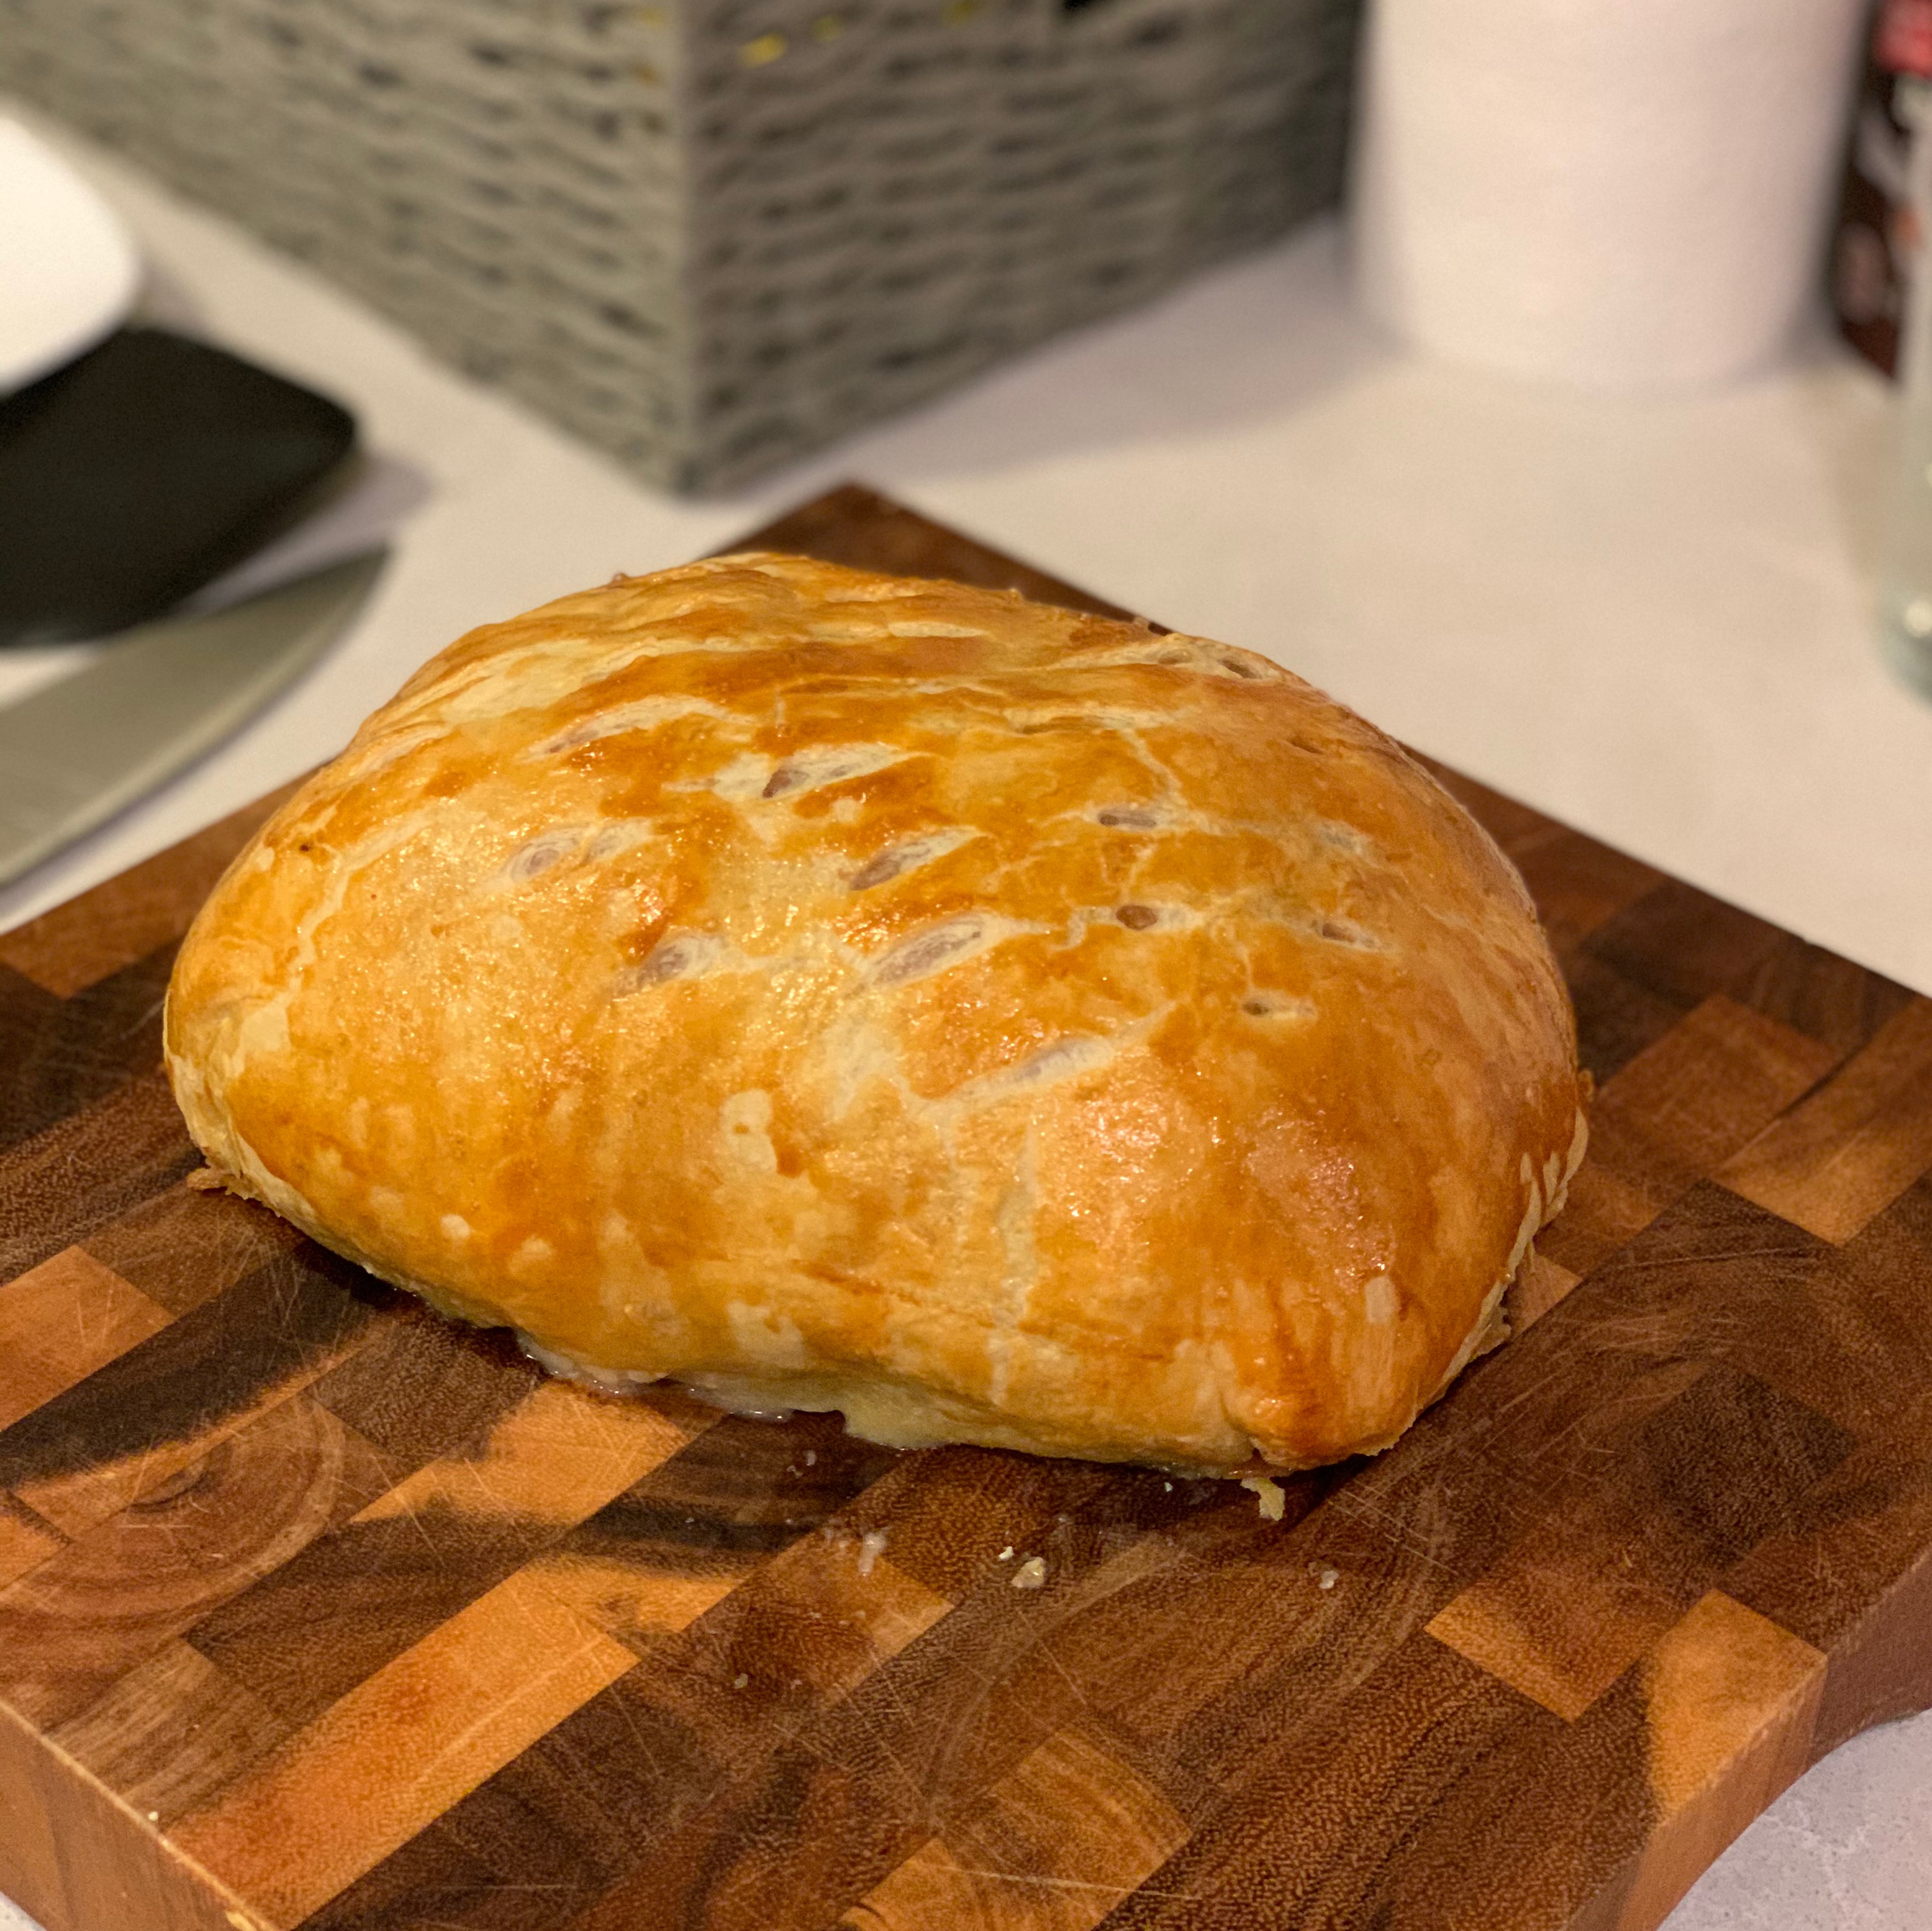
[1351,0,1870,390]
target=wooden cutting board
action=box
[4,485,1931,1931]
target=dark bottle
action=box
[1833,0,1932,376]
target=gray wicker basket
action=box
[2,0,1361,491]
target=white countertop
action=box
[3,107,1930,1931]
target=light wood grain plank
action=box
[1644,1595,1826,1817]
[723,1530,956,1704]
[0,1247,173,1432]
[351,1376,710,1537]
[522,1547,742,1647]
[842,1725,1191,1931]
[1599,995,1840,1179]
[1611,1593,1825,1931]
[1429,1557,1678,1724]
[172,1565,638,1925]
[1720,997,1932,1243]
[0,1496,64,1591]
[1508,1250,1581,1332]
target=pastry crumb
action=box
[1319,1567,1338,1590]
[856,1528,889,1577]
[1010,1555,1048,1590]
[1241,1475,1286,1522]
[732,1672,749,1689]
[996,1545,1013,1561]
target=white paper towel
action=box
[1351,0,1870,390]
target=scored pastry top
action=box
[166,551,1586,1474]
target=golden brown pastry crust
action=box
[165,553,1586,1473]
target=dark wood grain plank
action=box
[1730,934,1919,1057]
[0,945,177,1157]
[1565,950,1699,1089]
[0,1694,256,1931]
[1585,882,1787,1016]
[0,1392,391,1728]
[48,1639,296,1829]
[727,483,1139,623]
[1094,1636,1566,1931]
[1541,994,1839,1277]
[82,1182,312,1318]
[0,1072,200,1283]
[0,780,301,999]
[0,1245,392,1536]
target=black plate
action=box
[0,327,358,647]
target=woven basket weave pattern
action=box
[2,0,1359,489]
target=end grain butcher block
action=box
[4,487,1932,1931]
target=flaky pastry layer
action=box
[166,553,1586,1473]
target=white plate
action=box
[0,116,141,395]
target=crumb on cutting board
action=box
[1010,1555,1048,1590]
[1242,1475,1286,1521]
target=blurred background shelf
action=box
[0,0,1359,490]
